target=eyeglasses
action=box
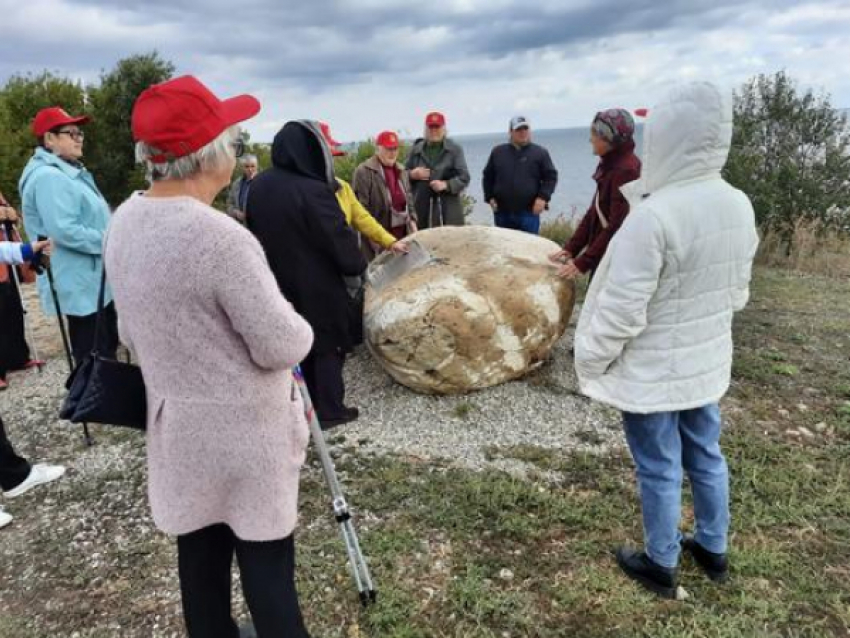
[57,129,84,141]
[232,138,245,159]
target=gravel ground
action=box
[0,289,622,636]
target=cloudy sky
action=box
[2,0,849,143]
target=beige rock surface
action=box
[364,226,575,394]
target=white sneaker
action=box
[0,507,11,529]
[4,464,66,499]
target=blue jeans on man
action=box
[621,403,730,569]
[494,210,540,235]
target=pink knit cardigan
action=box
[105,193,314,541]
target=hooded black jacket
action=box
[246,120,366,354]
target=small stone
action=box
[778,409,791,418]
[499,568,515,581]
[814,422,827,433]
[798,426,815,439]
[675,586,690,601]
[796,403,809,412]
[785,429,801,438]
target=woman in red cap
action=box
[19,107,118,365]
[405,112,470,228]
[352,130,417,260]
[105,76,314,638]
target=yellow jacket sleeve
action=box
[336,179,396,249]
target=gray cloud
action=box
[2,0,848,138]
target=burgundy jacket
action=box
[565,140,641,273]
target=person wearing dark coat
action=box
[550,108,641,279]
[246,120,367,428]
[482,116,559,235]
[405,112,470,229]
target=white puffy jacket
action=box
[574,82,759,414]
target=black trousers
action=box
[66,302,119,366]
[0,281,31,380]
[0,414,31,492]
[300,349,347,420]
[177,524,310,638]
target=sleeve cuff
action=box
[20,243,34,262]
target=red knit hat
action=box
[132,75,260,161]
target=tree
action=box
[85,52,175,206]
[0,73,87,208]
[724,71,850,249]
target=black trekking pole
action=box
[39,235,93,447]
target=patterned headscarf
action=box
[592,108,635,147]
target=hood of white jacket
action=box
[622,82,734,204]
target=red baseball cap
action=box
[425,112,446,128]
[32,107,90,137]
[376,131,399,149]
[319,122,346,157]
[131,75,260,161]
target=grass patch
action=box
[2,268,849,637]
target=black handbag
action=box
[60,268,147,430]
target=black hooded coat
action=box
[246,120,367,354]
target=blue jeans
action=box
[622,404,730,569]
[494,211,540,234]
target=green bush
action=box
[540,214,574,246]
[724,71,850,250]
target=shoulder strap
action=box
[91,229,110,356]
[594,190,609,230]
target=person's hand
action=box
[430,180,448,193]
[389,241,410,255]
[408,220,419,233]
[489,198,498,211]
[235,210,247,223]
[532,197,547,215]
[556,259,582,279]
[410,167,431,181]
[32,239,52,256]
[548,248,571,264]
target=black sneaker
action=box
[681,534,729,583]
[320,407,360,430]
[615,547,678,599]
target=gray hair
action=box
[136,126,240,182]
[241,154,258,166]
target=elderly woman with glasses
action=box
[105,76,314,638]
[19,107,118,365]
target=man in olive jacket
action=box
[405,112,470,229]
[483,116,558,235]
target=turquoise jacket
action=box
[19,147,112,317]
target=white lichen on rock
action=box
[364,226,575,394]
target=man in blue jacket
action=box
[482,116,558,235]
[18,107,117,365]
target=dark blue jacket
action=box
[482,142,558,214]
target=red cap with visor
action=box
[32,107,90,137]
[131,75,260,162]
[376,131,399,149]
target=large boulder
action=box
[364,226,575,394]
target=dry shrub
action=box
[757,219,850,278]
